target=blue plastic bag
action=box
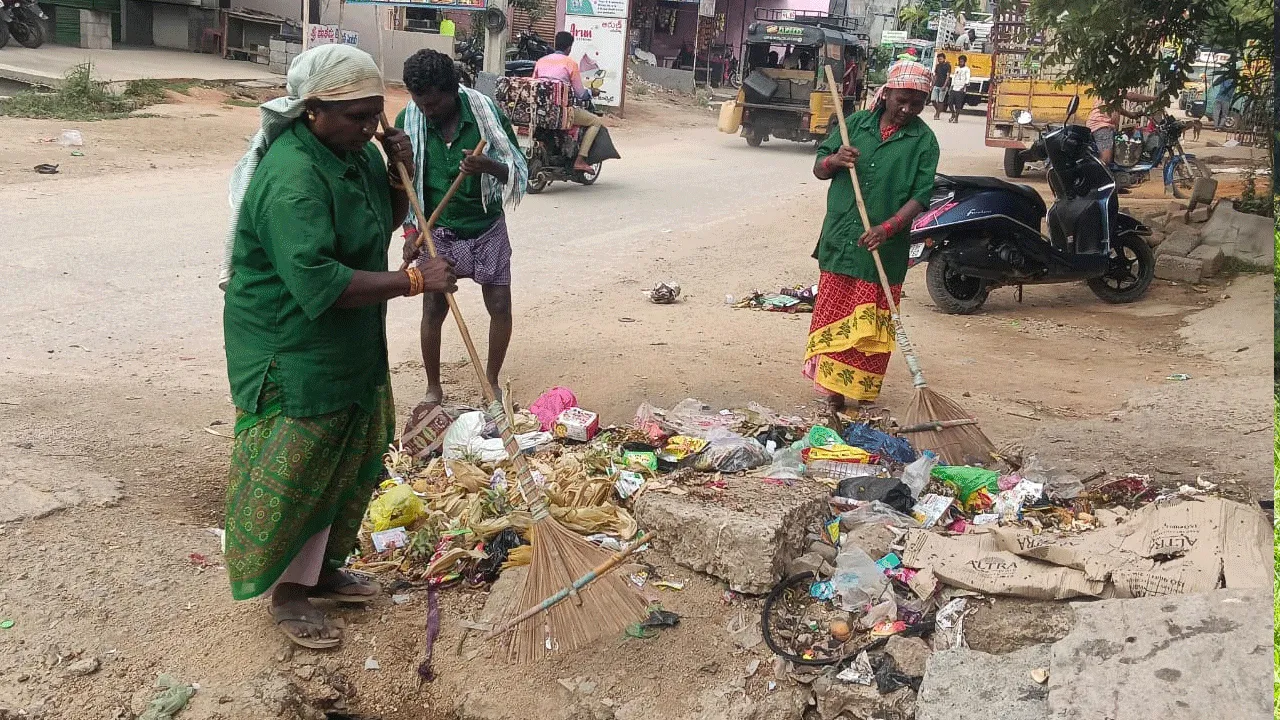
[841,423,917,464]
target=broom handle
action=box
[481,532,656,643]
[822,66,929,390]
[380,115,552,518]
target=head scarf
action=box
[219,44,386,290]
[869,60,934,109]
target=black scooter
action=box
[908,97,1155,315]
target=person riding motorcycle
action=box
[533,31,603,172]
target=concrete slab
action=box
[916,644,1051,720]
[633,478,830,594]
[0,45,277,88]
[1199,200,1275,265]
[1154,253,1203,283]
[1048,588,1272,720]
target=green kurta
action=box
[395,94,519,239]
[223,121,395,418]
[814,109,940,285]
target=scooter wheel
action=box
[1087,232,1154,304]
[925,254,989,315]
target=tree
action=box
[898,4,931,37]
[1025,0,1273,115]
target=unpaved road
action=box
[0,92,1270,719]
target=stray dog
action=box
[1189,118,1203,141]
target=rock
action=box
[813,673,915,720]
[1188,244,1224,277]
[293,665,317,681]
[1048,588,1270,720]
[808,540,838,564]
[917,644,1051,720]
[787,551,826,577]
[1163,200,1188,225]
[63,657,100,677]
[1155,254,1203,284]
[1187,205,1212,223]
[1198,200,1275,265]
[634,488,827,594]
[1158,226,1203,257]
[1145,228,1166,247]
[885,635,931,677]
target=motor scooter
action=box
[908,96,1155,314]
[521,96,621,193]
[1,0,47,48]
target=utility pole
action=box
[483,0,510,76]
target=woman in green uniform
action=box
[220,44,455,648]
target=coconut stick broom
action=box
[379,116,650,661]
[820,69,997,466]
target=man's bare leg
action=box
[481,284,512,392]
[421,292,450,404]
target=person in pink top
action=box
[534,31,604,171]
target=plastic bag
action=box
[368,483,424,532]
[931,465,1000,503]
[633,402,667,443]
[842,423,917,464]
[529,387,577,431]
[806,425,843,448]
[831,545,889,612]
[443,411,550,462]
[693,428,770,472]
[838,500,921,529]
[901,451,938,498]
[474,527,526,582]
[761,446,805,481]
[1021,454,1083,500]
[667,398,737,438]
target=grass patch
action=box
[0,64,166,120]
[1222,256,1273,275]
[222,98,259,108]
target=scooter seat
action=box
[944,175,1047,215]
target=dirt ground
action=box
[0,89,1271,719]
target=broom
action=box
[821,68,996,466]
[379,116,650,661]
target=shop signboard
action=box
[565,14,627,107]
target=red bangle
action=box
[821,155,836,173]
[881,221,895,235]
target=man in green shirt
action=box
[397,50,527,406]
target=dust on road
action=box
[0,92,1269,719]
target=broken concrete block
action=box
[1154,254,1203,283]
[1187,205,1212,223]
[813,674,915,720]
[1145,229,1166,247]
[885,635,931,677]
[1199,200,1275,265]
[1189,176,1217,205]
[1048,589,1271,720]
[634,486,827,594]
[1163,200,1189,225]
[1158,227,1203,257]
[917,644,1051,720]
[1188,244,1224,277]
[787,551,826,577]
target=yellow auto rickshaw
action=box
[719,10,868,147]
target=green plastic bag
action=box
[806,425,842,449]
[931,466,1000,503]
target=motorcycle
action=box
[454,31,552,87]
[521,96,620,193]
[908,97,1155,315]
[1105,114,1209,196]
[1,0,48,48]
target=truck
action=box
[984,5,1097,178]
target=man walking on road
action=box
[1212,76,1234,131]
[931,53,952,120]
[534,31,605,172]
[947,55,970,123]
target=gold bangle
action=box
[405,267,423,296]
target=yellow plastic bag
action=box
[368,483,424,532]
[718,99,743,134]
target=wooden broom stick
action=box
[822,66,931,391]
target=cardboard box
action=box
[400,404,454,458]
[553,407,599,442]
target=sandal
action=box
[269,602,341,649]
[309,569,380,603]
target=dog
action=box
[1189,118,1203,141]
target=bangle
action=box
[404,267,423,296]
[821,155,836,173]
[881,221,895,235]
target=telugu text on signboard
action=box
[565,14,626,107]
[308,24,359,46]
[565,0,627,18]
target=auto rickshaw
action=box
[719,10,867,147]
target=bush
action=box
[0,64,165,120]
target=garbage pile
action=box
[732,284,819,313]
[754,421,1272,717]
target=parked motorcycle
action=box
[454,31,552,87]
[522,97,620,193]
[1,0,48,48]
[908,97,1155,315]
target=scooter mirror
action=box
[1015,110,1033,125]
[1066,95,1080,120]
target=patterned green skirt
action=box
[224,372,393,600]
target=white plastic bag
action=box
[831,545,889,612]
[693,428,770,472]
[901,451,939,498]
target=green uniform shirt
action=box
[814,109,940,285]
[223,121,394,418]
[396,94,519,239]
